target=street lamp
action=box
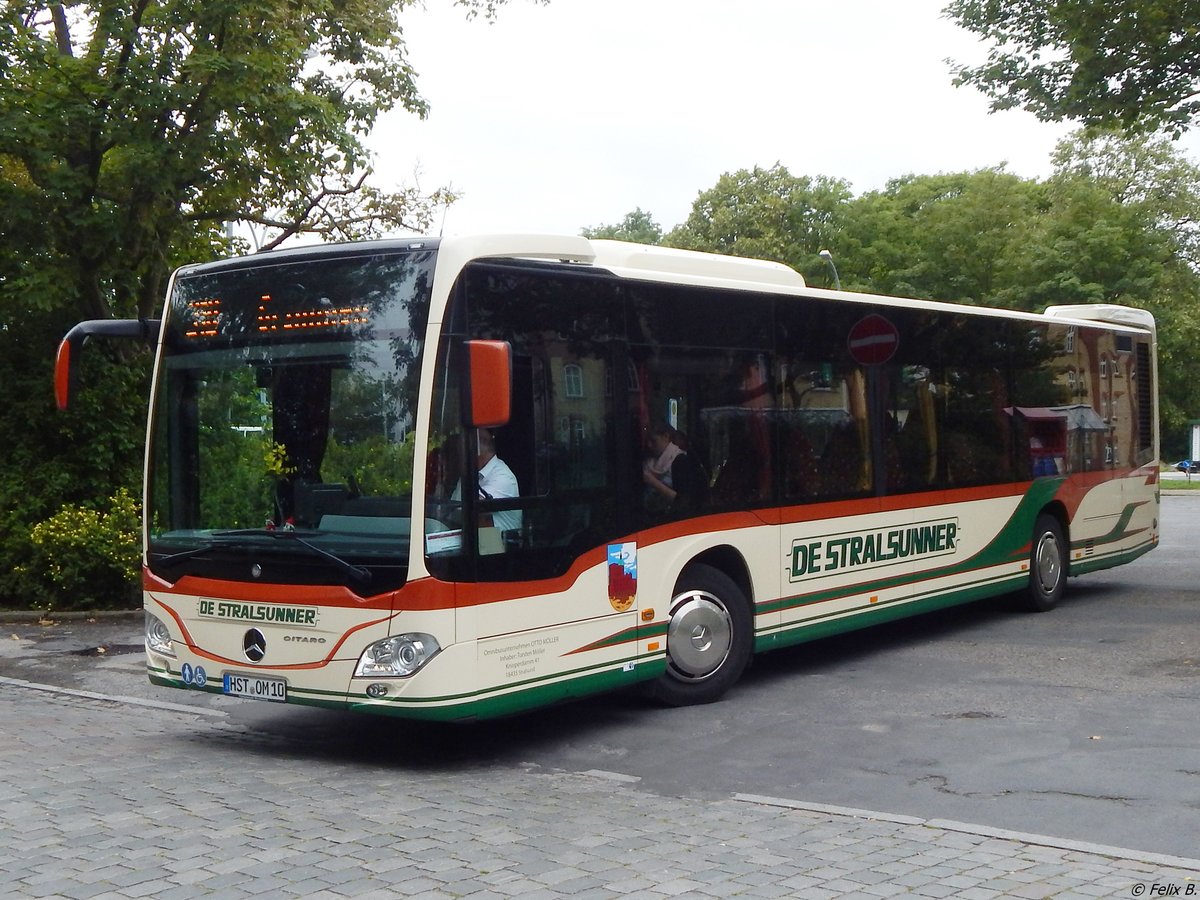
[818,249,841,290]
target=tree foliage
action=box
[0,0,536,607]
[0,0,527,321]
[25,487,141,610]
[839,167,1041,302]
[0,309,150,607]
[664,164,852,287]
[581,208,663,245]
[1049,128,1200,265]
[946,0,1200,135]
[1044,130,1200,440]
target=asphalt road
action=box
[3,493,1197,862]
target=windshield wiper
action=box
[156,529,372,584]
[154,542,223,567]
[154,530,268,566]
[267,531,372,584]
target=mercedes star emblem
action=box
[243,628,267,662]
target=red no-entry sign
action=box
[847,313,899,366]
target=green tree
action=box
[0,313,147,607]
[665,163,852,286]
[0,0,539,606]
[581,208,663,245]
[1037,130,1200,448]
[0,0,534,322]
[838,168,1041,302]
[1049,128,1200,266]
[946,0,1200,135]
[26,487,141,610]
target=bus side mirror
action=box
[54,318,160,409]
[54,336,79,411]
[467,340,512,428]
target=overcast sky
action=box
[370,0,1198,238]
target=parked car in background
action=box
[1173,460,1197,474]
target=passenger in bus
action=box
[643,424,707,514]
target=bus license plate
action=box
[223,673,287,703]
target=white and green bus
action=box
[56,235,1160,719]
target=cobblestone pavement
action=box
[1,677,1197,899]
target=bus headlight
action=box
[355,633,441,678]
[145,611,175,657]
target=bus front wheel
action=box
[1024,513,1067,612]
[649,564,752,707]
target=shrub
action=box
[25,488,141,610]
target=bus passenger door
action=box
[442,264,647,702]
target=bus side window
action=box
[776,297,873,503]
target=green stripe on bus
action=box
[755,570,1025,652]
[348,655,667,721]
[1069,538,1156,575]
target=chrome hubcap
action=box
[665,591,732,681]
[1035,532,1062,593]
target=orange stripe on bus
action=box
[149,592,393,669]
[142,470,1143,615]
[146,568,393,609]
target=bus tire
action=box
[1024,513,1067,613]
[648,563,752,707]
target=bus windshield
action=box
[146,247,435,590]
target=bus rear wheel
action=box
[648,564,752,707]
[1024,513,1066,612]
